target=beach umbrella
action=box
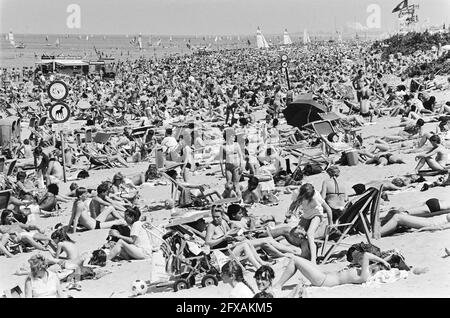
[282,94,327,129]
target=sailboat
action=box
[256,27,269,48]
[86,35,89,41]
[45,35,52,46]
[282,29,293,45]
[138,33,143,50]
[303,29,311,45]
[9,30,25,49]
[55,38,60,47]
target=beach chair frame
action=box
[319,186,382,264]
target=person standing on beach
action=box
[352,69,370,116]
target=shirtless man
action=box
[46,157,64,185]
[414,134,448,173]
[89,183,124,220]
[205,207,268,269]
[68,187,124,233]
[273,243,391,290]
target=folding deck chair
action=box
[307,120,354,156]
[161,172,221,209]
[318,186,382,264]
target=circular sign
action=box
[47,80,68,101]
[281,54,288,61]
[49,102,71,123]
[281,61,288,68]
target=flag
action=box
[392,0,408,13]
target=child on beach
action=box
[286,183,333,264]
[221,260,255,298]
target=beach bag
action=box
[302,163,323,176]
[77,170,90,179]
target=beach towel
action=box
[362,269,409,288]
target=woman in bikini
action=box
[273,242,391,290]
[220,130,244,197]
[68,187,124,233]
[320,166,347,222]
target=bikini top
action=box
[327,178,346,196]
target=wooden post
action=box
[60,129,67,183]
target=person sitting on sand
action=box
[221,260,255,298]
[24,254,63,298]
[286,183,333,264]
[273,242,391,290]
[107,207,153,261]
[45,155,64,185]
[414,134,448,173]
[89,183,124,221]
[68,187,125,233]
[226,204,304,258]
[205,206,269,269]
[222,182,239,199]
[0,209,51,252]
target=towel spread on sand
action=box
[362,268,409,288]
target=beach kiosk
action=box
[35,55,90,76]
[0,116,21,147]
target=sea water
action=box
[0,34,253,68]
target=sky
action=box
[1,0,449,36]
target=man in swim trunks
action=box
[68,187,125,233]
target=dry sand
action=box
[2,87,450,298]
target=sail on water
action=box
[8,31,15,46]
[283,28,293,45]
[303,29,311,45]
[256,27,269,48]
[138,33,143,50]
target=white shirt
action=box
[161,136,178,153]
[229,282,254,298]
[130,221,153,257]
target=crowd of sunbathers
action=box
[1,39,450,298]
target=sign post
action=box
[47,80,70,183]
[280,54,291,90]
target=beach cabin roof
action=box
[35,59,89,66]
